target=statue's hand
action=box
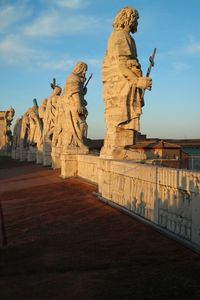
[137,77,152,90]
[83,86,87,95]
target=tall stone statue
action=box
[20,106,43,162]
[42,80,62,166]
[0,107,15,156]
[100,6,152,159]
[61,61,89,154]
[12,117,22,159]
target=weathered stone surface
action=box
[12,118,22,159]
[78,154,99,183]
[19,105,43,162]
[42,80,62,166]
[0,107,15,156]
[100,7,152,159]
[60,62,89,155]
[61,154,78,178]
[60,62,89,176]
[59,151,200,247]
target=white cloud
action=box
[0,34,100,71]
[0,35,42,65]
[23,12,101,37]
[37,59,75,70]
[55,0,89,9]
[0,2,32,31]
[172,61,191,72]
[168,38,200,57]
[185,41,200,55]
[37,57,100,70]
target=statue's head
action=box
[42,98,48,106]
[73,62,88,78]
[53,86,62,96]
[6,106,15,121]
[113,6,139,33]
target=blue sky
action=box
[0,0,200,139]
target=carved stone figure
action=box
[0,107,15,156]
[100,6,152,159]
[12,117,22,159]
[61,62,89,154]
[51,93,64,168]
[42,81,62,166]
[20,106,43,161]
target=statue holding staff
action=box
[100,6,153,159]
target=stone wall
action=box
[66,154,200,248]
[77,155,99,184]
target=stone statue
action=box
[42,80,62,166]
[61,62,89,154]
[20,106,43,161]
[0,107,15,156]
[12,117,22,159]
[100,6,152,159]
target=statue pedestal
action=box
[27,147,36,162]
[20,149,27,161]
[11,150,16,159]
[36,150,43,164]
[61,146,89,178]
[43,143,52,166]
[61,154,78,178]
[100,128,135,159]
[52,147,61,169]
[43,152,52,166]
[15,148,20,160]
[100,129,147,161]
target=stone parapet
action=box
[60,153,200,248]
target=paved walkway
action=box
[0,157,200,299]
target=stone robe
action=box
[102,30,143,132]
[61,72,88,152]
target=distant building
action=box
[85,136,200,171]
[165,139,200,171]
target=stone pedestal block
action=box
[20,149,27,161]
[27,147,36,162]
[11,150,16,159]
[52,147,61,169]
[43,153,52,166]
[61,154,78,178]
[43,143,52,166]
[36,151,43,164]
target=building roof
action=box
[128,140,181,150]
[182,148,200,155]
[164,139,200,148]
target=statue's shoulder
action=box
[67,72,80,84]
[110,30,129,40]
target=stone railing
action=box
[61,154,200,248]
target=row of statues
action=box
[0,107,15,156]
[12,62,89,167]
[11,6,153,165]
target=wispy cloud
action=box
[172,61,191,72]
[185,41,200,55]
[55,0,89,9]
[23,12,101,37]
[168,38,200,57]
[0,33,100,71]
[37,57,100,70]
[37,59,75,70]
[0,1,32,31]
[0,35,43,65]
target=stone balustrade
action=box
[62,154,200,248]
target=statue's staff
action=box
[141,48,156,106]
[84,73,93,89]
[33,98,43,131]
